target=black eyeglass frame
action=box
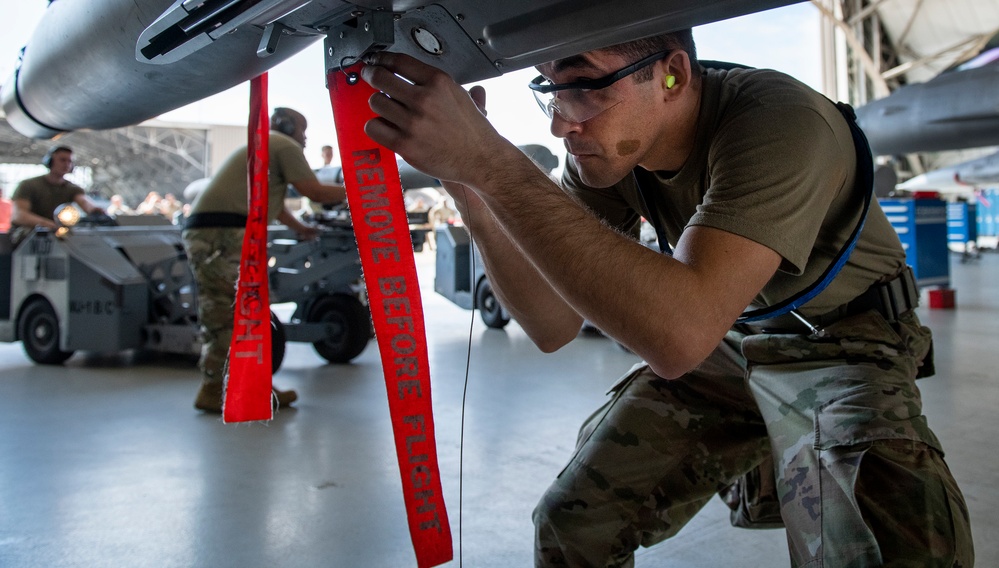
[529,49,672,94]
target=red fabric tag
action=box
[224,73,274,423]
[328,65,453,568]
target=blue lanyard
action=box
[633,100,874,324]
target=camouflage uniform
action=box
[533,310,974,567]
[181,130,315,397]
[181,227,244,386]
[544,61,975,567]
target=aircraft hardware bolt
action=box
[352,10,364,17]
[476,38,485,46]
[413,28,443,55]
[456,14,464,22]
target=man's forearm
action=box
[356,52,781,378]
[293,178,346,205]
[464,148,706,372]
[463,203,584,351]
[277,208,308,232]
[81,201,105,215]
[12,208,56,229]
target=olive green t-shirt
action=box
[10,176,85,225]
[191,131,317,222]
[562,66,905,317]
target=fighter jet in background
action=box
[896,149,999,193]
[855,46,999,157]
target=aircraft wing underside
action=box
[2,0,801,139]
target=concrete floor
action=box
[0,248,996,568]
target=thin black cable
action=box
[457,186,475,567]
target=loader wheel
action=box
[308,294,371,363]
[476,279,510,329]
[19,299,74,365]
[271,311,286,374]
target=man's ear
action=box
[661,51,692,95]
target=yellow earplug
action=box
[665,75,676,89]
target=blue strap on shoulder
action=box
[634,94,875,323]
[736,101,874,323]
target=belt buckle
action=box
[876,267,918,323]
[876,280,898,323]
[902,266,919,309]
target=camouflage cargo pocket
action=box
[742,309,942,452]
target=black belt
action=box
[183,212,248,230]
[744,266,919,334]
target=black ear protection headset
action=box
[41,145,73,169]
[271,108,298,136]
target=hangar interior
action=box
[0,0,995,200]
[818,0,999,178]
[0,118,244,208]
[1,248,996,567]
[1,1,998,567]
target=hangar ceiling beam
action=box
[846,0,891,27]
[891,0,924,52]
[811,0,891,101]
[882,30,997,81]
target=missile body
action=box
[4,0,802,139]
[3,0,321,138]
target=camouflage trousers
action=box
[533,310,974,567]
[181,227,244,385]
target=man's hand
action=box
[295,224,321,241]
[277,207,320,241]
[76,195,104,217]
[359,52,508,188]
[419,79,487,222]
[11,199,57,229]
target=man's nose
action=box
[549,111,582,138]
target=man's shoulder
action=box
[270,133,315,182]
[708,65,826,111]
[269,132,310,163]
[701,65,842,148]
[269,131,303,151]
[14,175,46,189]
[704,64,803,86]
[11,176,49,198]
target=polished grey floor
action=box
[1,248,996,568]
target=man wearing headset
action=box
[357,29,973,567]
[183,107,346,414]
[9,145,104,245]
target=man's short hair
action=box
[271,107,305,137]
[602,29,698,83]
[41,145,73,169]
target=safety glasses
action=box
[529,50,670,123]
